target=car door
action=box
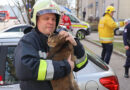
[0,46,19,85]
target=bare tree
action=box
[9,0,35,24]
[7,1,21,23]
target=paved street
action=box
[81,33,130,90]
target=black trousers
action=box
[101,43,113,64]
[124,49,130,67]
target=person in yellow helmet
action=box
[98,6,124,64]
[14,0,88,90]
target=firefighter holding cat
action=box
[14,0,88,90]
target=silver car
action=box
[0,32,119,90]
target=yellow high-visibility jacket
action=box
[98,14,118,43]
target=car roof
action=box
[0,32,24,45]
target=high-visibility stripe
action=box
[76,54,86,64]
[39,51,47,59]
[45,60,54,80]
[72,24,88,28]
[76,55,88,68]
[37,60,47,80]
[99,37,113,41]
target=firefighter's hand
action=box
[67,54,74,71]
[119,21,125,27]
[59,31,77,46]
[125,46,129,50]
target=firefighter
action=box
[98,6,124,64]
[14,0,88,90]
[123,19,130,78]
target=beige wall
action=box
[81,0,96,21]
[119,0,130,19]
[81,0,130,20]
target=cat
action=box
[47,33,80,90]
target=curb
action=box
[85,38,126,58]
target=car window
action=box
[5,26,32,33]
[5,27,21,32]
[85,47,109,71]
[0,46,19,85]
[0,13,6,17]
[21,26,28,32]
[67,14,79,23]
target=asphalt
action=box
[85,32,126,58]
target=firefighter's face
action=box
[110,11,115,16]
[37,13,56,35]
[61,12,64,16]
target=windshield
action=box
[66,14,79,23]
[0,13,6,17]
[85,47,109,71]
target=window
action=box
[5,26,31,32]
[67,14,79,23]
[0,46,18,85]
[5,27,21,32]
[86,47,109,71]
[0,13,6,17]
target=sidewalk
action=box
[86,32,123,42]
[85,32,126,58]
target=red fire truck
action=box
[0,11,10,22]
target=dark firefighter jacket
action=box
[14,28,88,90]
[123,23,130,46]
[123,23,130,67]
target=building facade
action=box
[80,0,130,21]
[53,0,68,7]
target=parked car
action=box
[0,32,119,90]
[0,24,32,33]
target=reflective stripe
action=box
[64,23,70,25]
[39,51,47,59]
[99,37,113,41]
[75,54,86,65]
[76,54,88,68]
[37,60,47,80]
[45,60,54,80]
[72,24,88,28]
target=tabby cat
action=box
[47,33,80,90]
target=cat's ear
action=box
[48,33,53,38]
[48,34,51,38]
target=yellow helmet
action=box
[31,0,60,27]
[105,6,115,14]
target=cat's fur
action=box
[47,33,80,90]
